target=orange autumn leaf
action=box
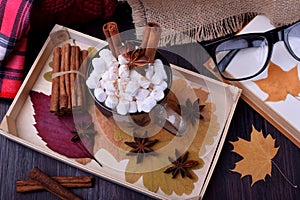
[254,62,300,102]
[230,126,279,186]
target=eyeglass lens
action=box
[287,23,300,59]
[215,36,269,80]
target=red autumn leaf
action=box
[30,91,94,159]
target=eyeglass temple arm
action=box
[217,49,239,72]
[218,38,263,71]
[201,41,240,72]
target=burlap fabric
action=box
[127,0,300,44]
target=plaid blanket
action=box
[0,0,33,99]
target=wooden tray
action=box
[0,25,241,199]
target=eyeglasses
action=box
[201,20,300,81]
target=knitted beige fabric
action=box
[127,0,300,44]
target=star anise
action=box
[179,98,205,126]
[71,121,95,142]
[164,149,199,179]
[122,42,150,75]
[124,131,158,163]
[70,121,102,167]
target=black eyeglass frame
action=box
[200,20,300,81]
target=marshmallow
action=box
[136,100,143,112]
[140,96,157,112]
[150,88,165,101]
[125,80,140,96]
[138,76,151,89]
[130,69,142,80]
[119,64,130,78]
[153,80,168,91]
[128,101,138,113]
[153,59,165,71]
[99,49,112,57]
[101,70,110,82]
[103,80,117,92]
[116,99,130,115]
[118,54,129,65]
[151,71,164,85]
[86,72,101,89]
[105,90,116,96]
[94,88,107,102]
[117,78,130,94]
[89,69,101,78]
[135,88,150,101]
[99,49,116,65]
[92,57,107,74]
[105,94,119,109]
[154,59,167,79]
[120,93,133,101]
[86,77,98,89]
[108,64,119,80]
[107,60,119,69]
[145,65,154,80]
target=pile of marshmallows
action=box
[86,49,168,115]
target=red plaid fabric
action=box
[0,0,116,99]
[0,0,33,99]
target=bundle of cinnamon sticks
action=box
[103,21,162,63]
[50,43,88,115]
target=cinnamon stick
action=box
[28,167,81,200]
[103,22,122,57]
[63,43,72,111]
[16,176,93,193]
[50,47,61,114]
[141,22,162,63]
[74,46,83,108]
[59,46,68,112]
[79,50,89,108]
[141,24,151,50]
[70,46,77,108]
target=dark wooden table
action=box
[0,2,299,200]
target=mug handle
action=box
[151,104,188,136]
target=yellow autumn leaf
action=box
[254,62,300,102]
[125,147,204,195]
[43,71,52,82]
[142,150,204,196]
[230,126,279,186]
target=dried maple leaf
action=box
[230,126,279,186]
[254,62,300,102]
